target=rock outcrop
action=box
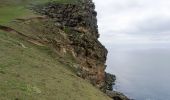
[106,90,130,100]
[0,0,131,99]
[8,0,130,99]
[32,0,108,91]
[105,73,116,91]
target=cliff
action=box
[32,0,109,91]
[0,0,129,100]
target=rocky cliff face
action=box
[0,0,129,99]
[32,0,109,91]
[0,0,130,99]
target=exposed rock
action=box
[12,0,131,99]
[33,0,99,38]
[105,72,116,91]
[103,73,130,100]
[106,90,130,100]
[31,0,109,91]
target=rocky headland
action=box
[31,0,130,99]
[0,0,130,99]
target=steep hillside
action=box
[0,30,111,100]
[0,0,129,100]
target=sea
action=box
[105,43,170,100]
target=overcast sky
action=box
[93,0,170,44]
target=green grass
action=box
[32,0,81,4]
[0,30,111,100]
[0,0,111,99]
[0,6,32,24]
[0,0,80,6]
[0,0,80,25]
[0,0,34,25]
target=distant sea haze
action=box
[93,0,170,99]
[105,43,170,100]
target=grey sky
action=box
[93,0,170,44]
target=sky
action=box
[93,0,170,44]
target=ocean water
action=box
[105,43,170,100]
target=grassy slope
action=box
[0,0,80,24]
[0,0,111,100]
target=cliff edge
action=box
[0,0,129,100]
[32,0,108,91]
